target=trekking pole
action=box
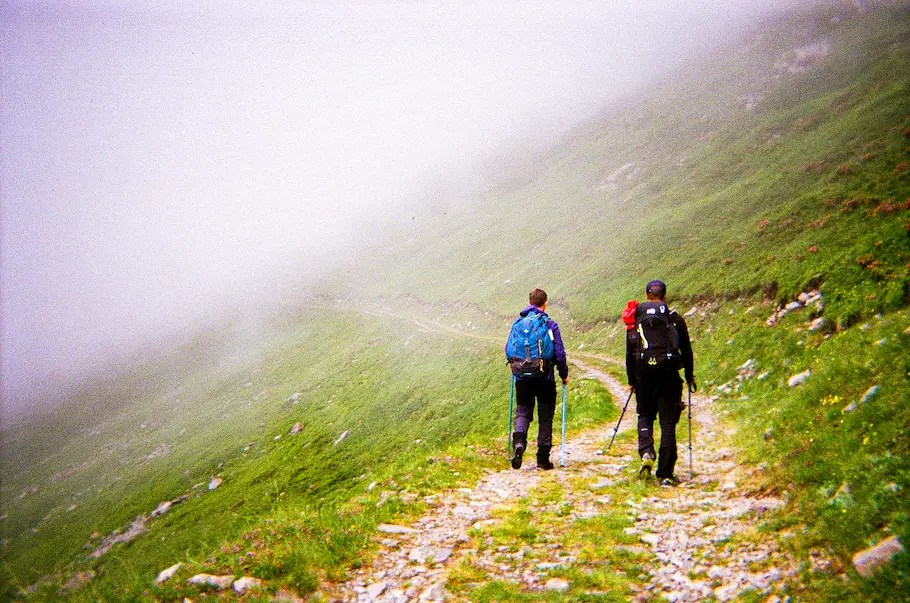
[607,389,634,451]
[688,384,694,480]
[507,375,515,456]
[560,383,567,467]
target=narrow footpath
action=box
[332,354,829,603]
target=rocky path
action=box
[332,354,828,603]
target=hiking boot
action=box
[659,476,679,487]
[537,446,554,470]
[639,452,655,477]
[510,432,527,470]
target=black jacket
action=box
[626,309,694,387]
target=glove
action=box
[686,377,697,392]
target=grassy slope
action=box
[332,2,910,598]
[1,304,618,600]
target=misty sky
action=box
[1,0,788,406]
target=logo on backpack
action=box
[634,302,681,376]
[506,312,555,378]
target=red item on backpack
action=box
[622,300,639,331]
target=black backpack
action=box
[634,301,681,377]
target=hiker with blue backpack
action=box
[505,288,569,470]
[626,280,696,486]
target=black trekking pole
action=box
[607,389,634,451]
[687,384,694,480]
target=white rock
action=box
[232,576,263,594]
[684,306,699,317]
[289,423,302,435]
[707,565,728,579]
[151,501,172,517]
[418,581,449,601]
[287,393,303,402]
[333,430,349,445]
[544,578,570,592]
[641,533,660,546]
[785,301,802,311]
[377,523,420,534]
[714,583,739,602]
[787,370,811,388]
[853,535,904,577]
[155,562,183,583]
[726,503,751,518]
[860,385,879,404]
[365,581,388,599]
[207,477,222,491]
[807,317,825,331]
[187,573,234,589]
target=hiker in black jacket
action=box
[625,280,695,486]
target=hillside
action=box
[2,2,909,602]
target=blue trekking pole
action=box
[507,375,515,456]
[560,383,567,467]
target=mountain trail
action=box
[331,352,832,602]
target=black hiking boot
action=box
[537,445,554,470]
[639,452,655,477]
[510,432,527,469]
[659,475,679,487]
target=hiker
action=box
[625,280,695,486]
[505,288,569,470]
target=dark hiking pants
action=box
[635,376,684,478]
[514,378,557,447]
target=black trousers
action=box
[635,375,684,478]
[514,378,557,447]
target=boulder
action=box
[187,573,234,589]
[418,581,449,601]
[232,576,263,594]
[787,370,811,388]
[860,385,879,404]
[365,581,388,598]
[853,535,904,577]
[155,562,183,583]
[377,523,420,534]
[544,578,570,592]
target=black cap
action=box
[646,280,667,296]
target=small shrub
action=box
[895,161,909,174]
[808,245,818,253]
[838,164,851,175]
[757,219,769,232]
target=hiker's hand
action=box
[687,378,697,392]
[562,377,569,385]
[627,385,635,392]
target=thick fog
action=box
[1,0,795,409]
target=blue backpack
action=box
[506,311,555,378]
